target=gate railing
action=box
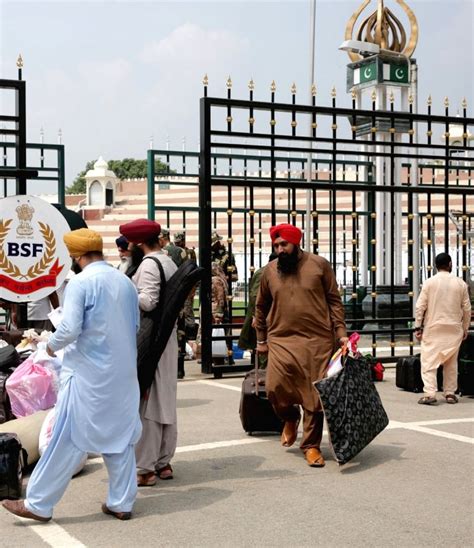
[198,90,473,376]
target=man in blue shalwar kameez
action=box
[2,228,142,522]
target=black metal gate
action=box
[198,84,473,376]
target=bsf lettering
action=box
[7,242,44,257]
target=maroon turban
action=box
[269,223,302,245]
[119,219,161,243]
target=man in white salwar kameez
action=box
[120,219,178,487]
[2,229,141,522]
[415,253,471,405]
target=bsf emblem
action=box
[15,204,35,236]
[0,211,63,294]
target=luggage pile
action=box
[0,330,62,500]
[396,333,473,395]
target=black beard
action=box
[71,259,82,274]
[277,247,300,274]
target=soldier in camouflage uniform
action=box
[174,232,197,263]
[159,228,185,267]
[174,232,198,342]
[211,231,238,283]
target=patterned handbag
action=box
[314,353,389,465]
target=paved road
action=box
[2,366,473,547]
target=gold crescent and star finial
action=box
[344,0,418,62]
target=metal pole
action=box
[305,0,316,252]
[411,62,420,302]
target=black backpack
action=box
[0,345,20,373]
[0,433,28,500]
[137,257,203,396]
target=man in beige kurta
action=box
[120,219,178,486]
[255,223,348,467]
[415,253,471,404]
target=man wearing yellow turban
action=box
[3,228,142,522]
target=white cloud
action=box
[140,23,249,69]
[77,58,132,97]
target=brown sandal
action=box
[418,396,437,405]
[445,394,459,404]
[157,464,173,480]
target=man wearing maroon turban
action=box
[120,218,178,486]
[255,223,348,467]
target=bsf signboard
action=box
[0,195,70,302]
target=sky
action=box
[0,0,473,189]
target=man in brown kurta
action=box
[255,223,348,467]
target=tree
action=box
[66,158,171,194]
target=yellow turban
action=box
[63,228,103,257]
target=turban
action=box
[115,235,129,251]
[269,223,302,246]
[63,228,103,258]
[119,219,161,244]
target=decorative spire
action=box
[270,80,276,93]
[311,83,317,96]
[344,0,419,62]
[331,86,337,98]
[248,78,255,91]
[16,54,24,69]
[202,73,209,87]
[291,82,297,95]
[226,75,232,89]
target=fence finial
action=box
[311,83,317,96]
[202,73,209,87]
[270,80,276,93]
[226,75,232,89]
[331,86,337,98]
[248,78,255,91]
[291,82,297,95]
[16,54,24,69]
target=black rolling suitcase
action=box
[396,355,424,392]
[458,359,474,396]
[239,365,283,434]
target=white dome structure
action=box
[85,157,118,208]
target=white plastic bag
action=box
[326,349,344,378]
[212,328,228,357]
[39,408,86,476]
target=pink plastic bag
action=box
[6,357,57,418]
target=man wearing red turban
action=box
[255,223,348,467]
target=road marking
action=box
[16,518,86,547]
[196,379,242,392]
[409,418,473,427]
[399,424,474,444]
[176,437,268,453]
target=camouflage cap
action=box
[159,227,170,239]
[174,231,185,243]
[211,231,223,244]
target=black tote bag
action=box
[314,354,389,465]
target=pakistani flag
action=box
[389,63,409,84]
[353,61,377,85]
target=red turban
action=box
[119,219,161,243]
[269,223,302,245]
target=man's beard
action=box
[72,259,82,274]
[277,247,300,274]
